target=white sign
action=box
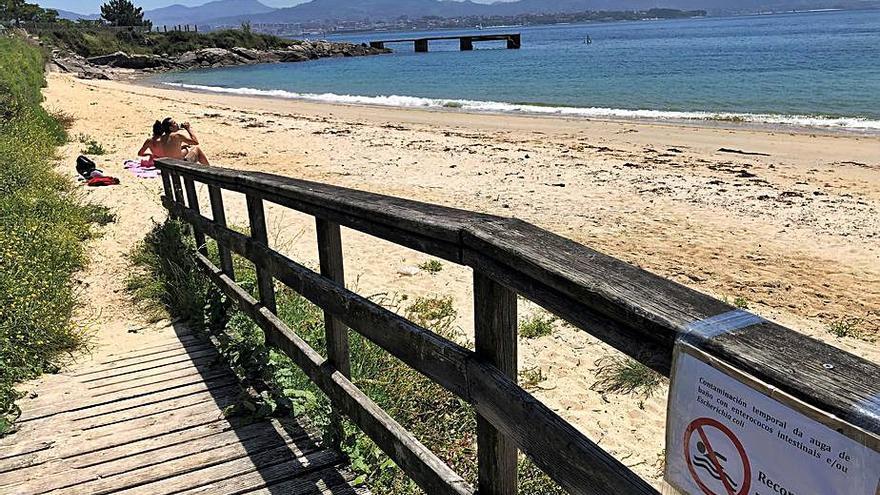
[665,344,880,495]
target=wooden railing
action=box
[155,158,880,494]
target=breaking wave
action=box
[163,82,880,131]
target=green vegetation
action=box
[828,317,866,340]
[0,36,101,435]
[129,219,565,493]
[100,0,149,27]
[0,0,59,26]
[80,138,108,155]
[418,259,443,274]
[732,296,750,309]
[592,356,665,400]
[37,24,303,58]
[519,311,556,339]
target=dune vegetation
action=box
[0,34,110,435]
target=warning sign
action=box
[684,418,750,495]
[665,345,880,495]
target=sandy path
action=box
[43,73,879,487]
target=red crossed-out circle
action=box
[684,417,751,495]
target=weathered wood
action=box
[246,195,277,313]
[473,273,518,495]
[463,218,880,432]
[316,219,350,378]
[207,184,235,279]
[466,358,658,494]
[180,208,661,493]
[155,158,497,263]
[160,170,173,203]
[463,246,673,374]
[196,254,473,495]
[197,248,658,493]
[1,328,365,495]
[8,421,316,494]
[155,159,880,492]
[167,198,471,399]
[316,218,351,451]
[170,172,185,204]
[183,177,208,255]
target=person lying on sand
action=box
[138,117,210,165]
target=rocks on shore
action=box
[51,42,390,80]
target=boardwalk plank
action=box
[2,331,365,495]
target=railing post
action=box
[208,185,235,280]
[182,177,208,256]
[160,169,173,202]
[170,172,185,206]
[160,169,179,219]
[246,195,277,313]
[316,218,351,449]
[474,272,518,495]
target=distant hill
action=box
[216,0,880,24]
[62,0,878,28]
[56,9,100,21]
[145,0,275,27]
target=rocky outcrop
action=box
[87,51,176,70]
[52,42,390,80]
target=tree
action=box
[100,0,149,27]
[0,0,58,26]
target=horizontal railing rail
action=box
[156,158,880,494]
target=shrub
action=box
[0,36,97,435]
[81,139,108,155]
[591,356,665,399]
[520,311,555,339]
[418,259,443,274]
[828,317,864,340]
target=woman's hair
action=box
[152,120,163,138]
[161,117,174,135]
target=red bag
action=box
[86,176,120,187]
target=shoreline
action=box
[140,76,880,137]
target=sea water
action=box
[154,9,880,131]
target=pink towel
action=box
[124,158,160,179]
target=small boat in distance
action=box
[584,35,592,44]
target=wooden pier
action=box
[369,33,521,52]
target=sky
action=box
[42,0,508,15]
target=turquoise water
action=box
[155,10,880,130]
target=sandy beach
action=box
[42,73,879,487]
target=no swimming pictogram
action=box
[684,417,752,495]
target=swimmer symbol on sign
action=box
[684,418,751,495]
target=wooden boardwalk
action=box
[0,330,367,495]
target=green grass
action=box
[0,35,101,436]
[519,311,556,339]
[128,219,565,493]
[80,139,108,155]
[732,296,749,309]
[418,259,443,274]
[827,317,865,340]
[591,356,665,400]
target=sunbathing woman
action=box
[139,117,210,165]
